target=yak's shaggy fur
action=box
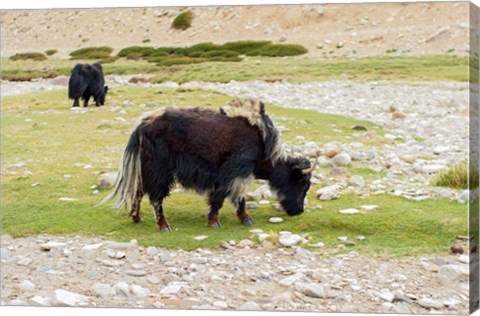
[68,63,108,107]
[104,99,313,231]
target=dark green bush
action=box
[69,46,114,59]
[246,44,308,57]
[220,40,271,54]
[201,50,239,58]
[156,56,206,66]
[117,46,156,58]
[45,49,58,56]
[9,52,47,61]
[171,10,193,30]
[184,42,219,56]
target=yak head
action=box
[269,156,317,216]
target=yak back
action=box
[68,63,105,99]
[137,107,265,195]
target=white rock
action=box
[249,229,263,233]
[316,184,341,200]
[309,242,325,248]
[146,246,158,256]
[418,297,444,309]
[160,284,183,295]
[330,152,351,166]
[92,283,116,298]
[438,264,469,284]
[349,175,365,187]
[433,146,450,155]
[269,217,283,223]
[356,236,366,241]
[97,172,119,190]
[246,201,258,209]
[304,283,326,298]
[379,291,395,302]
[422,164,446,174]
[360,205,378,211]
[278,233,303,247]
[213,301,228,309]
[40,242,67,251]
[459,255,469,264]
[339,208,360,214]
[279,274,301,287]
[131,284,150,297]
[193,235,208,241]
[19,280,36,291]
[114,282,130,297]
[52,289,89,307]
[237,301,261,311]
[257,233,271,242]
[30,296,51,306]
[82,242,104,250]
[338,236,348,242]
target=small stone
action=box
[304,283,326,298]
[193,235,208,241]
[257,233,271,242]
[92,283,116,298]
[450,245,464,254]
[309,242,325,248]
[40,242,67,251]
[160,284,183,295]
[356,236,366,241]
[237,301,261,311]
[459,255,469,264]
[52,289,89,307]
[391,111,406,120]
[269,217,283,223]
[352,125,367,131]
[125,270,147,277]
[114,282,130,297]
[146,246,158,256]
[316,184,341,201]
[360,205,378,211]
[147,276,161,284]
[131,284,150,297]
[98,172,118,189]
[30,296,51,306]
[422,164,446,174]
[330,152,351,166]
[19,280,36,291]
[213,300,228,309]
[418,297,444,309]
[400,155,416,164]
[325,149,339,158]
[438,264,469,284]
[338,236,348,242]
[246,202,258,209]
[339,208,360,214]
[237,239,254,248]
[379,291,395,302]
[0,248,12,260]
[278,233,303,247]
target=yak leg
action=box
[208,192,226,228]
[72,98,80,107]
[130,189,144,223]
[150,198,171,232]
[235,197,254,226]
[83,92,91,107]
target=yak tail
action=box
[98,127,143,210]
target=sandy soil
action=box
[0,2,470,58]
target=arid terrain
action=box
[0,2,471,58]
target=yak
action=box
[102,99,317,232]
[68,63,108,107]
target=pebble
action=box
[30,296,51,306]
[339,208,360,214]
[114,282,130,297]
[418,297,444,309]
[269,217,283,223]
[125,269,148,277]
[278,233,303,247]
[360,205,378,211]
[349,175,365,187]
[98,172,118,189]
[304,283,326,298]
[52,289,89,307]
[438,264,469,284]
[131,284,150,297]
[193,236,208,241]
[379,291,395,302]
[18,280,36,291]
[238,301,261,311]
[92,283,116,298]
[246,202,258,209]
[40,242,67,251]
[330,152,351,166]
[160,284,183,295]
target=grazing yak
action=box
[103,99,317,232]
[68,63,108,107]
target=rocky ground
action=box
[0,76,473,313]
[0,233,471,313]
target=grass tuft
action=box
[246,44,308,57]
[69,46,114,60]
[9,52,47,61]
[431,161,479,189]
[171,10,194,30]
[45,49,58,56]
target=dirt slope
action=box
[0,2,470,58]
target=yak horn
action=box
[302,153,320,174]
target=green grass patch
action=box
[69,46,114,60]
[9,52,47,61]
[171,10,193,30]
[431,161,479,189]
[1,87,467,256]
[246,44,308,57]
[45,49,58,56]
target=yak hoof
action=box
[210,222,221,229]
[132,216,144,224]
[243,218,254,226]
[161,226,172,233]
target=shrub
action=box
[431,161,479,189]
[9,52,47,61]
[117,46,156,58]
[156,56,206,66]
[171,10,193,30]
[45,49,58,56]
[201,50,239,58]
[184,42,219,56]
[219,41,271,54]
[142,38,151,43]
[69,46,113,59]
[246,44,308,57]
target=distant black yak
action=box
[68,63,108,107]
[102,99,317,232]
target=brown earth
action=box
[0,2,471,59]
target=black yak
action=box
[68,63,108,107]
[103,99,317,232]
